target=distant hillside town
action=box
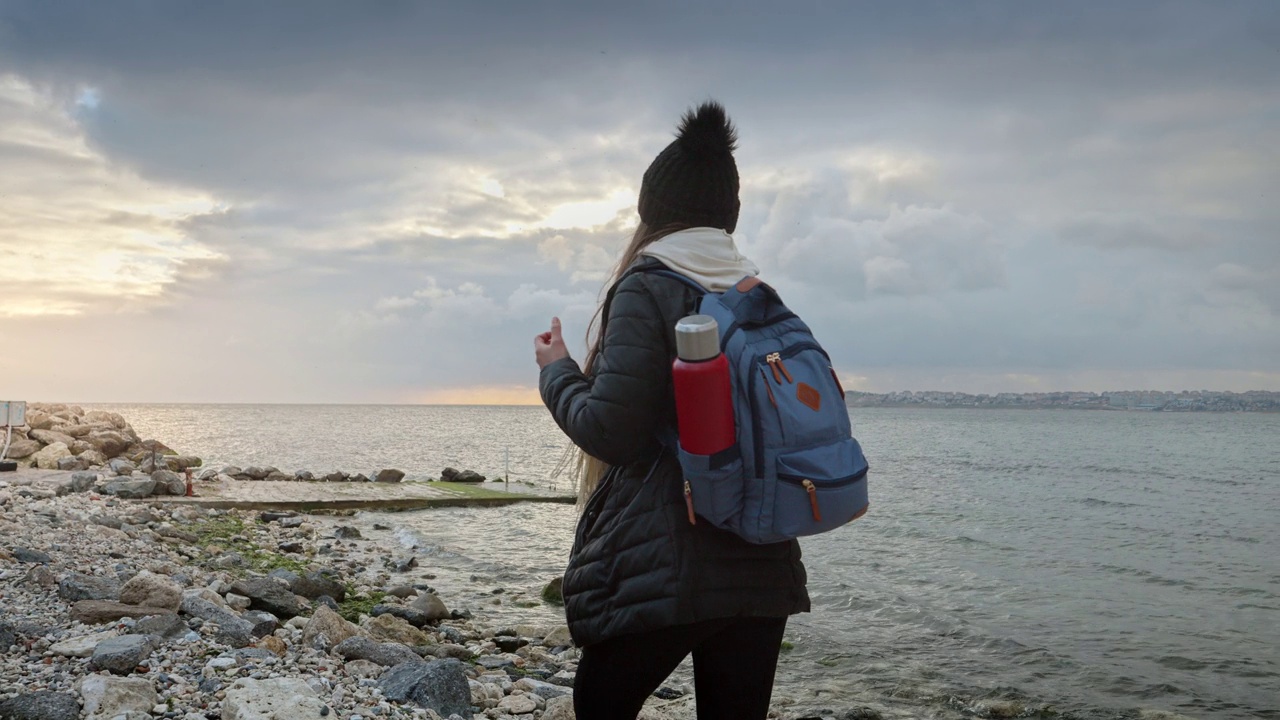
[844,390,1280,412]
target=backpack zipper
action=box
[760,368,777,407]
[801,479,821,522]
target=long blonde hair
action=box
[557,221,688,508]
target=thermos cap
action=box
[675,314,721,361]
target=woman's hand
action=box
[534,317,570,369]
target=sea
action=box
[84,403,1279,719]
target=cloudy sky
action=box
[2,1,1277,404]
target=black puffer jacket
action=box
[540,260,810,648]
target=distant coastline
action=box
[844,390,1280,412]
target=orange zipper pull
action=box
[830,366,845,395]
[684,480,697,525]
[777,357,794,384]
[761,368,777,407]
[766,353,783,384]
[802,479,821,522]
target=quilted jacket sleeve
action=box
[539,273,671,466]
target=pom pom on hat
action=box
[638,100,741,233]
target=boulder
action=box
[118,570,182,611]
[149,469,186,496]
[371,604,433,628]
[243,610,280,638]
[324,471,347,482]
[0,621,16,650]
[541,577,565,606]
[30,428,76,447]
[378,659,472,718]
[138,438,175,456]
[301,605,362,651]
[294,470,314,481]
[543,696,574,720]
[56,455,90,472]
[50,631,115,659]
[409,592,451,622]
[178,595,253,648]
[222,678,328,720]
[101,476,156,499]
[84,410,127,429]
[4,436,40,459]
[334,526,362,539]
[454,469,485,483]
[373,468,405,483]
[89,634,155,675]
[71,601,176,625]
[84,431,131,458]
[242,466,270,480]
[162,455,202,471]
[229,578,311,619]
[58,573,121,603]
[0,691,80,720]
[512,677,572,700]
[77,675,157,720]
[350,473,369,483]
[265,471,291,482]
[332,636,421,667]
[343,659,384,679]
[224,592,251,611]
[290,571,346,602]
[25,409,55,429]
[366,613,432,646]
[133,613,188,639]
[392,555,417,572]
[13,547,53,564]
[33,442,72,470]
[440,467,459,481]
[542,625,573,648]
[107,457,137,476]
[76,449,107,466]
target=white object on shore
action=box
[1,400,27,461]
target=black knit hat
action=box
[638,101,740,234]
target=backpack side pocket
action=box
[676,444,745,530]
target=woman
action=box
[534,101,809,720]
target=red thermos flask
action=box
[673,315,735,455]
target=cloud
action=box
[0,74,224,317]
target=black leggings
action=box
[573,616,788,720]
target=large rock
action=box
[409,592,451,622]
[222,678,328,720]
[378,659,472,718]
[84,410,127,429]
[4,436,40,459]
[149,469,186,496]
[138,438,175,456]
[50,630,115,659]
[0,621,16,650]
[89,634,155,675]
[25,410,54,429]
[290,571,345,602]
[101,476,156,499]
[76,448,107,466]
[56,456,90,472]
[454,470,485,483]
[366,613,432,646]
[0,691,80,720]
[29,429,76,447]
[242,466,271,480]
[331,636,421,667]
[133,613,188,639]
[300,605,361,651]
[107,457,137,476]
[13,547,52,564]
[58,573,121,603]
[373,468,405,483]
[118,570,182,611]
[370,604,432,629]
[71,601,175,625]
[162,455,202,472]
[229,578,311,619]
[32,442,72,470]
[78,675,157,719]
[179,595,254,648]
[84,431,131,458]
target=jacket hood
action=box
[639,226,759,292]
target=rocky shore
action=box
[0,472,691,720]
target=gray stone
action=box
[392,555,417,572]
[102,476,156,499]
[71,600,176,625]
[56,455,89,472]
[278,541,304,554]
[85,431,131,457]
[0,621,18,650]
[133,613,188,639]
[372,468,405,483]
[89,634,155,675]
[512,677,572,700]
[332,636,421,667]
[23,565,57,588]
[90,514,124,530]
[349,473,369,483]
[454,470,485,483]
[68,471,99,492]
[221,465,243,477]
[224,592,251,611]
[541,577,564,606]
[76,448,107,466]
[294,470,315,481]
[370,604,432,629]
[324,471,346,483]
[408,592,451,622]
[30,428,76,447]
[440,467,459,481]
[343,659,384,679]
[178,596,254,648]
[279,516,305,528]
[119,570,182,611]
[229,577,311,619]
[49,631,113,658]
[77,675,157,720]
[222,678,328,720]
[378,659,472,718]
[12,547,52,564]
[0,691,80,720]
[265,471,292,482]
[385,585,418,599]
[242,610,280,638]
[242,466,270,480]
[291,571,346,602]
[162,455,201,471]
[149,469,185,496]
[334,526,362,539]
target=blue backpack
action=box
[640,266,871,544]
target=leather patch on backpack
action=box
[797,383,821,411]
